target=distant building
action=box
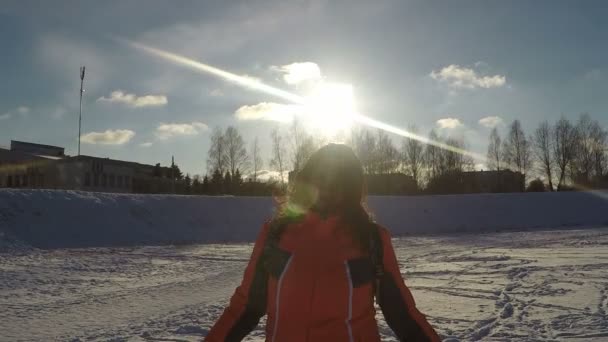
[0,140,173,193]
[463,169,525,193]
[365,173,419,195]
[426,169,525,194]
[288,170,419,195]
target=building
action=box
[426,169,525,194]
[365,173,419,195]
[463,169,525,193]
[0,140,173,193]
[288,170,419,195]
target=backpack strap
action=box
[368,222,384,303]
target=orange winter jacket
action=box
[205,213,440,342]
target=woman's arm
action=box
[205,223,271,342]
[376,227,441,342]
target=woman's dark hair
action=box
[271,143,373,251]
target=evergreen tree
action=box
[233,169,243,194]
[224,171,233,194]
[192,175,202,195]
[184,174,192,194]
[210,169,223,194]
[202,175,210,194]
[169,163,184,180]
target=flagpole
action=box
[78,66,86,156]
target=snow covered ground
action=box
[2,228,608,341]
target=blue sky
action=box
[1,1,607,175]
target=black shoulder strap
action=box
[368,222,384,302]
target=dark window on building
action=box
[94,174,99,187]
[22,175,28,187]
[124,176,131,189]
[7,176,13,187]
[84,172,91,186]
[117,175,123,187]
[109,174,115,187]
[102,174,107,187]
[38,174,44,187]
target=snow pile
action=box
[1,189,607,249]
[370,191,608,234]
[0,190,274,249]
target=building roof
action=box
[0,147,47,163]
[10,140,64,151]
[10,140,65,157]
[67,155,159,169]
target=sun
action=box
[302,82,356,138]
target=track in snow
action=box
[1,228,608,341]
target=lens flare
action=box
[113,37,608,200]
[118,38,485,162]
[119,38,305,105]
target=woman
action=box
[206,144,440,342]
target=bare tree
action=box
[590,121,607,179]
[270,128,287,185]
[570,114,608,186]
[207,127,226,174]
[402,125,424,185]
[351,127,377,174]
[503,120,531,186]
[223,126,250,176]
[440,137,473,174]
[571,113,607,185]
[424,129,442,179]
[290,119,317,172]
[486,127,502,171]
[376,130,399,174]
[533,121,554,191]
[553,117,578,190]
[250,137,263,182]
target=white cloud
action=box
[272,62,322,85]
[478,116,504,128]
[97,90,168,108]
[17,106,30,114]
[430,65,506,89]
[0,113,10,120]
[436,118,464,129]
[52,107,67,120]
[139,142,153,148]
[235,102,301,123]
[209,88,224,97]
[81,129,135,145]
[156,122,208,140]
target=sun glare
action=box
[303,82,356,137]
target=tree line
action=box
[158,113,607,196]
[201,121,319,195]
[201,121,480,195]
[486,113,607,191]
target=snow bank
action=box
[0,189,607,249]
[369,191,608,235]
